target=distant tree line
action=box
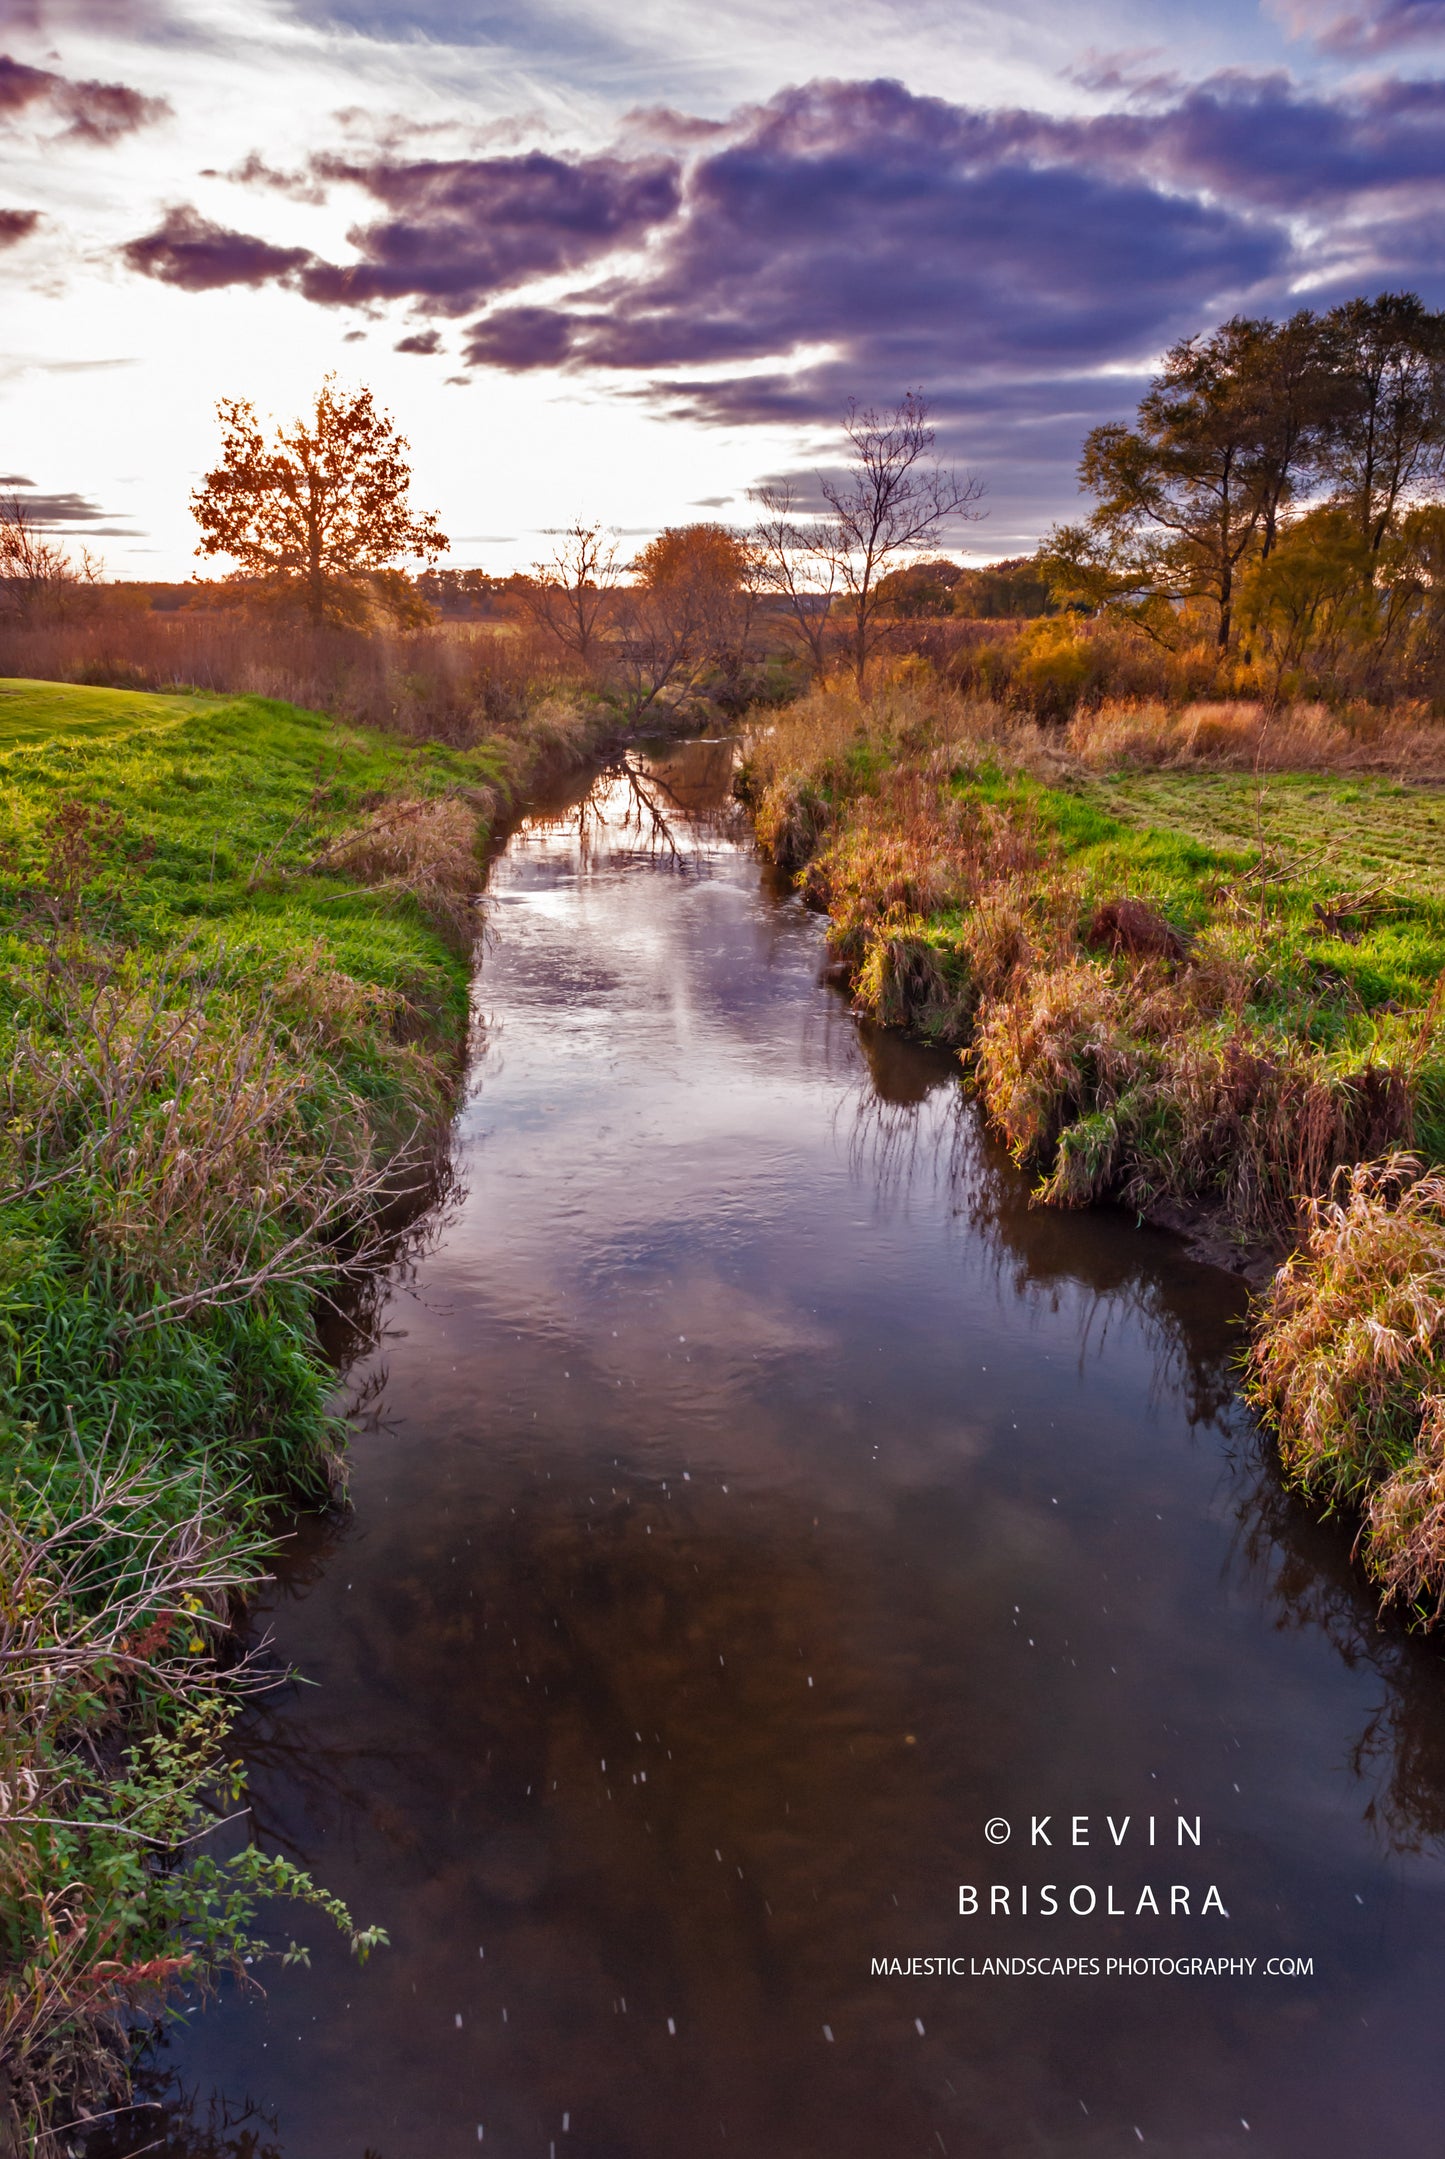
[12,292,1445,715]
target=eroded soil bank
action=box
[98,738,1445,2159]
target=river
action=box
[103,737,1445,2158]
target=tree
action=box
[1073,320,1282,649]
[749,480,838,676]
[191,378,446,625]
[0,497,101,623]
[1319,293,1445,552]
[820,392,984,689]
[523,520,618,662]
[1238,507,1374,707]
[611,522,758,720]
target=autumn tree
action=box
[191,378,446,624]
[611,521,758,719]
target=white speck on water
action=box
[502,2008,508,2023]
[479,1946,484,1958]
[823,2025,834,2042]
[715,1849,723,1861]
[563,2114,570,2132]
[915,2018,925,2036]
[667,2017,676,2034]
[455,2014,462,2028]
[807,1676,814,1687]
[1356,1893,1364,1904]
[683,1471,690,1480]
[1135,2132,1143,2144]
[477,2128,484,2142]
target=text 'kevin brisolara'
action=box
[871,1956,1312,1979]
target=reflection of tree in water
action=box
[844,1007,1445,1856]
[1230,1440,1445,1853]
[81,2079,281,2159]
[525,742,745,868]
[842,1019,1244,1430]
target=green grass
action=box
[950,762,1445,1026]
[0,680,506,2141]
[1079,769,1445,895]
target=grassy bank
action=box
[0,678,608,2148]
[742,677,1445,1618]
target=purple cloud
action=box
[297,149,681,311]
[460,78,1284,385]
[0,51,169,141]
[394,326,441,353]
[121,206,312,291]
[0,209,40,246]
[1308,0,1445,51]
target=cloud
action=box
[0,209,40,246]
[121,206,313,291]
[2,484,135,531]
[294,148,681,311]
[1275,0,1445,51]
[0,52,170,142]
[394,325,441,351]
[216,151,330,205]
[460,77,1284,389]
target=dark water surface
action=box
[122,741,1445,2158]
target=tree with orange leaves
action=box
[191,377,447,624]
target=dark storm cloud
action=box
[0,52,170,141]
[459,77,1285,382]
[394,326,441,351]
[121,206,313,291]
[293,149,680,311]
[0,209,40,246]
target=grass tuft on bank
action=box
[742,673,1445,1620]
[0,678,543,2147]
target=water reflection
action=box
[91,734,1445,2159]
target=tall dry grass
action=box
[0,611,567,748]
[1065,698,1445,777]
[1249,1158,1445,1616]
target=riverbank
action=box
[0,677,618,2150]
[741,676,1445,1618]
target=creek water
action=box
[111,738,1445,2158]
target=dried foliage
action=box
[1249,1158,1445,1615]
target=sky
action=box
[3,0,1445,578]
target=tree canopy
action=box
[192,378,446,624]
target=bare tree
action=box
[0,498,101,623]
[821,391,984,689]
[522,519,619,663]
[749,480,839,676]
